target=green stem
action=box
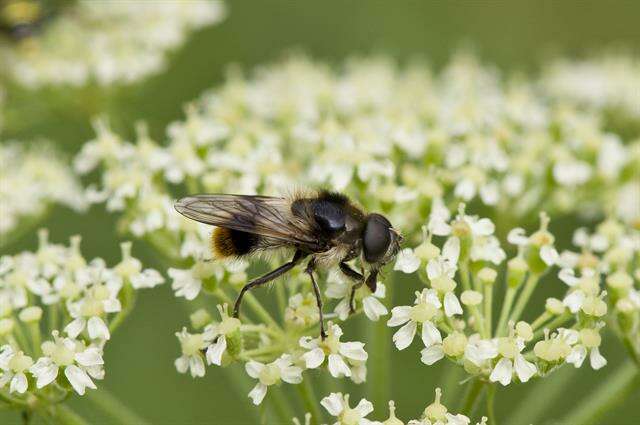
[297,376,323,425]
[28,323,42,357]
[530,311,552,331]
[483,284,493,338]
[109,283,135,333]
[368,278,393,409]
[496,287,516,337]
[622,336,640,367]
[48,303,60,334]
[460,262,472,292]
[508,274,539,324]
[469,305,486,336]
[269,387,295,424]
[559,360,639,425]
[86,387,150,425]
[486,384,497,425]
[460,379,485,417]
[243,293,282,330]
[531,313,572,340]
[506,366,577,425]
[54,405,89,425]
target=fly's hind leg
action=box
[233,250,305,319]
[306,258,327,339]
[340,262,364,314]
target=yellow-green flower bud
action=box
[19,306,43,323]
[190,309,212,330]
[460,290,482,306]
[442,332,467,357]
[545,298,565,315]
[478,267,497,285]
[507,257,528,288]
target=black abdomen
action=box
[211,227,260,258]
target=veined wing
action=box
[174,194,320,248]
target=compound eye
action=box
[363,214,391,263]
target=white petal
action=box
[563,291,586,313]
[245,361,265,379]
[328,354,351,378]
[363,296,388,321]
[174,356,189,374]
[64,365,96,395]
[206,335,227,366]
[281,366,303,384]
[472,218,495,236]
[566,345,587,368]
[514,354,537,382]
[443,237,460,263]
[303,348,326,369]
[189,356,205,378]
[444,292,463,317]
[10,373,27,394]
[87,317,110,340]
[421,321,442,347]
[394,249,421,274]
[354,398,374,417]
[507,228,528,245]
[589,347,607,370]
[392,321,417,350]
[64,318,85,339]
[75,347,104,367]
[387,306,411,327]
[540,246,558,266]
[489,358,513,386]
[427,259,443,280]
[31,359,58,388]
[248,383,268,405]
[559,268,580,286]
[321,393,345,417]
[339,342,368,362]
[420,345,445,365]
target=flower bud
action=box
[545,298,566,315]
[190,309,212,330]
[424,388,448,422]
[460,290,482,306]
[478,267,497,285]
[19,306,43,323]
[606,271,633,292]
[415,241,440,262]
[442,332,467,357]
[507,257,528,288]
[515,321,533,341]
[0,318,14,336]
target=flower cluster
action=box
[317,388,485,425]
[0,1,225,87]
[392,202,614,386]
[0,143,86,238]
[542,54,640,119]
[0,230,163,401]
[72,52,640,420]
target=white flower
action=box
[388,289,442,350]
[30,332,104,395]
[566,327,607,370]
[174,327,213,378]
[321,392,381,425]
[427,238,463,317]
[408,388,471,425]
[394,248,421,274]
[245,354,302,405]
[326,276,388,321]
[0,345,33,394]
[489,334,537,386]
[169,261,216,300]
[204,304,241,366]
[300,323,368,379]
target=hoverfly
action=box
[174,191,402,338]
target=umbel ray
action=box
[174,190,402,338]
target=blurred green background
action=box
[2,1,640,423]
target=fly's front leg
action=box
[306,258,326,339]
[339,262,364,314]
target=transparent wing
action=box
[174,194,320,248]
